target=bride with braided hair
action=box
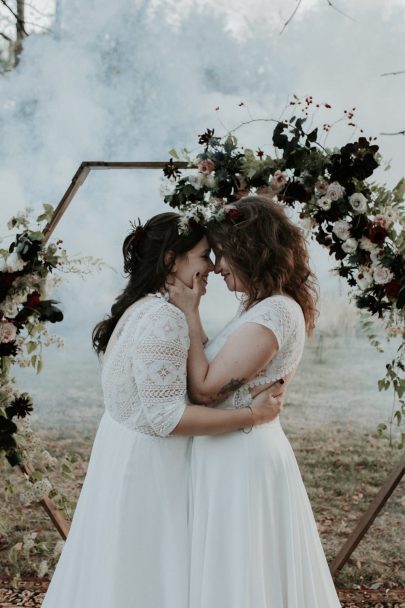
[40,211,284,608]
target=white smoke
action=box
[1,0,404,342]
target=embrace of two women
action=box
[41,195,342,608]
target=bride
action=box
[167,195,342,608]
[40,211,284,608]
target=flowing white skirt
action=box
[189,419,341,608]
[41,410,192,608]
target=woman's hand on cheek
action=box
[166,273,203,315]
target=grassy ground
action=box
[0,419,403,589]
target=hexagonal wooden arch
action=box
[18,160,404,581]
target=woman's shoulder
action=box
[243,294,304,343]
[136,296,189,341]
[247,294,302,317]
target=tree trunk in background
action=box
[14,0,26,66]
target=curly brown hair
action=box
[207,196,318,335]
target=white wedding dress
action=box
[41,294,193,608]
[189,295,341,608]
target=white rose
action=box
[333,220,351,241]
[369,251,382,265]
[317,196,332,211]
[356,268,373,289]
[203,173,216,189]
[326,181,345,201]
[359,236,378,253]
[342,238,358,253]
[0,322,17,343]
[6,251,26,272]
[187,174,204,190]
[373,265,394,285]
[1,299,19,318]
[349,193,368,214]
[159,177,177,197]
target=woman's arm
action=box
[170,380,284,436]
[167,275,284,404]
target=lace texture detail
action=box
[101,297,189,437]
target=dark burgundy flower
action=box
[163,158,181,180]
[6,393,33,419]
[384,279,401,299]
[226,209,243,221]
[25,292,41,308]
[0,341,19,357]
[198,128,216,149]
[0,433,17,451]
[0,416,17,434]
[366,223,388,244]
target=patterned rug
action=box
[0,578,404,607]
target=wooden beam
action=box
[19,461,70,540]
[329,461,404,578]
[43,161,189,242]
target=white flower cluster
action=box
[177,197,225,234]
[20,477,53,505]
[186,172,216,191]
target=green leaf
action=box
[168,148,179,160]
[26,341,37,354]
[394,410,402,426]
[36,357,43,375]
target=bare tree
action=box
[0,0,52,72]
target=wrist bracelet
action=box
[242,405,253,434]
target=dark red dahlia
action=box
[384,279,401,299]
[226,209,242,221]
[25,292,41,308]
[366,223,388,245]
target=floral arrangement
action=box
[162,101,404,446]
[0,204,104,473]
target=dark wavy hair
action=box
[207,195,318,335]
[92,212,205,355]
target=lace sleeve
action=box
[131,304,190,437]
[244,297,296,350]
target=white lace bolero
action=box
[204,295,306,410]
[100,295,190,437]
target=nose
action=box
[208,258,215,272]
[214,257,221,274]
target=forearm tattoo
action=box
[218,378,246,397]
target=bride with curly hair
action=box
[167,195,341,608]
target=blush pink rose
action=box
[270,170,288,191]
[315,180,329,194]
[197,159,216,175]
